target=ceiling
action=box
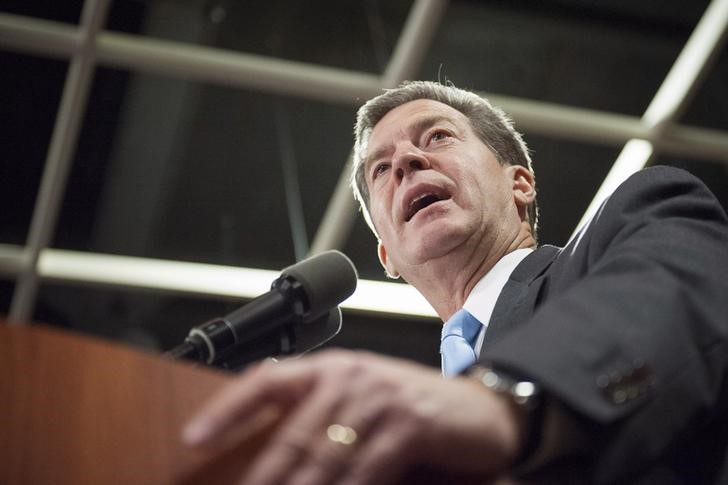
[1,0,727,368]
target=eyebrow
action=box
[364,114,455,174]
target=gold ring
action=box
[326,424,357,445]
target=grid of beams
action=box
[0,0,727,322]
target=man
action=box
[183,81,728,484]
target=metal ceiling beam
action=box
[8,0,111,324]
[574,0,728,235]
[310,0,449,255]
[381,0,449,87]
[1,2,727,321]
[95,33,381,105]
[0,12,81,58]
[487,93,728,162]
[0,245,438,318]
[641,0,728,131]
[0,13,381,105]
[2,11,727,160]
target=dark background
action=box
[1,0,726,368]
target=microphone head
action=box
[280,250,358,318]
[294,307,342,356]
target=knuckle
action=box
[318,347,352,360]
[278,426,311,450]
[305,440,350,472]
[410,399,439,423]
[385,394,436,433]
[343,464,375,485]
[269,433,308,462]
[315,348,357,369]
[314,349,370,381]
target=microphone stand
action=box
[167,308,341,372]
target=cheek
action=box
[459,173,488,208]
[370,198,393,233]
[465,176,511,216]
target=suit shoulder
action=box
[621,165,709,194]
[570,165,728,255]
[607,165,722,212]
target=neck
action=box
[406,225,536,321]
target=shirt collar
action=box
[462,248,534,327]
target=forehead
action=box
[369,99,470,143]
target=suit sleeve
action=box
[480,166,728,482]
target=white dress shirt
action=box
[462,248,533,356]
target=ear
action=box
[377,241,400,279]
[507,165,536,220]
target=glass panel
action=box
[4,0,725,361]
[0,1,83,23]
[520,135,620,247]
[54,67,354,271]
[106,0,413,74]
[0,52,67,245]
[0,281,14,318]
[421,0,706,115]
[680,48,728,130]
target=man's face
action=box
[363,99,527,279]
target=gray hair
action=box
[351,80,538,238]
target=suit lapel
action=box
[483,245,561,347]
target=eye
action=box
[428,130,450,144]
[372,162,390,180]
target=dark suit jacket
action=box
[479,166,728,484]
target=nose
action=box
[392,142,430,181]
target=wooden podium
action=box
[0,322,271,484]
[0,322,506,485]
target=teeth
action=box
[407,192,442,221]
[411,193,432,205]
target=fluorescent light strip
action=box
[343,278,436,318]
[571,0,728,241]
[570,139,654,241]
[31,248,438,319]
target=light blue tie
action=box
[440,309,482,377]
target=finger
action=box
[239,381,345,485]
[282,375,393,485]
[183,359,316,447]
[337,414,418,485]
[274,425,356,485]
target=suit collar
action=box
[482,245,561,347]
[509,244,561,284]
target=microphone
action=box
[167,250,357,365]
[213,307,342,372]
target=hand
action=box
[182,349,526,485]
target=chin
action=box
[408,222,471,264]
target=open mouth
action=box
[405,192,449,222]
